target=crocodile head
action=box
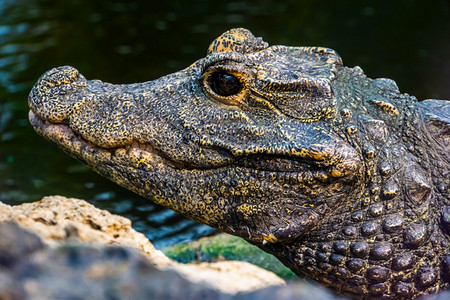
[29,28,450,298]
[29,28,362,243]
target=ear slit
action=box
[252,77,336,121]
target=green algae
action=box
[162,233,297,280]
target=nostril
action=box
[28,65,87,123]
[38,66,80,89]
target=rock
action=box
[0,196,160,261]
[0,222,225,299]
[0,196,284,295]
[174,260,285,294]
[162,233,296,279]
[0,221,342,300]
[0,221,44,268]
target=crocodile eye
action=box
[208,72,242,96]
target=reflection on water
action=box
[0,0,449,247]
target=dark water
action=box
[1,0,449,248]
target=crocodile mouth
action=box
[28,110,185,171]
[29,108,357,190]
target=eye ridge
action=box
[209,72,242,97]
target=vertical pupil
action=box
[209,72,241,96]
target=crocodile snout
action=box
[28,66,88,123]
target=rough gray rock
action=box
[0,196,285,294]
[0,221,339,300]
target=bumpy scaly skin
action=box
[28,28,450,299]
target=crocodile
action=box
[28,28,449,299]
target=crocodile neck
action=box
[259,67,449,298]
